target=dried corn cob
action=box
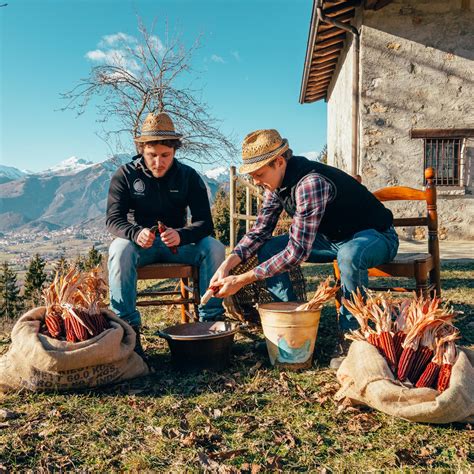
[157,221,178,254]
[409,320,446,383]
[45,312,64,338]
[415,328,457,388]
[296,277,339,311]
[393,331,406,360]
[437,339,458,392]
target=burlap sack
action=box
[0,307,149,392]
[335,340,474,424]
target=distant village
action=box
[0,224,112,275]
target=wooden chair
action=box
[333,167,441,309]
[136,263,200,323]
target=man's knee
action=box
[108,238,139,269]
[337,244,360,274]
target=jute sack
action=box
[0,307,149,392]
[335,340,474,424]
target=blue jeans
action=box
[257,227,399,332]
[108,236,226,325]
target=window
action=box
[424,138,462,186]
[411,129,474,187]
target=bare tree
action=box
[60,19,237,165]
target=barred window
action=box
[424,138,462,186]
[411,129,474,187]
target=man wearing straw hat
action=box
[210,129,399,340]
[106,112,225,355]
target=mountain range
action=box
[0,156,229,232]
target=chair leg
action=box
[415,264,429,298]
[429,268,441,297]
[332,260,342,315]
[192,267,200,321]
[180,277,190,323]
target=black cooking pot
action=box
[157,321,240,370]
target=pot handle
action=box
[156,330,171,340]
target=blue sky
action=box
[0,0,326,173]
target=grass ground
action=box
[0,262,473,471]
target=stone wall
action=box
[328,0,474,239]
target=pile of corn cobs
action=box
[343,291,460,392]
[41,267,110,342]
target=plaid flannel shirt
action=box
[232,173,333,279]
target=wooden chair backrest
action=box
[372,167,437,229]
[371,167,440,270]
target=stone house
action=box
[300,0,474,239]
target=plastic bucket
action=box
[258,302,322,370]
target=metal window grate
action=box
[424,138,463,186]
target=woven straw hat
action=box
[239,129,289,174]
[135,112,182,143]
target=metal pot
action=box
[157,321,240,370]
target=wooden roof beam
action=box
[323,0,360,17]
[314,33,347,49]
[313,41,344,57]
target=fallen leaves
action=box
[0,408,19,421]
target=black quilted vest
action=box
[275,156,393,241]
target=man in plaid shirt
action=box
[211,129,398,334]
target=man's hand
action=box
[213,269,257,298]
[209,253,242,287]
[213,275,246,298]
[160,228,181,248]
[209,266,229,287]
[136,228,156,248]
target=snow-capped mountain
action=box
[203,166,229,183]
[0,164,29,184]
[37,156,95,176]
[0,154,228,232]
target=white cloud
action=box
[85,32,165,73]
[85,48,141,72]
[211,54,225,64]
[85,49,108,61]
[99,32,137,47]
[231,50,241,62]
[149,35,165,55]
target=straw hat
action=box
[134,112,182,143]
[239,129,289,174]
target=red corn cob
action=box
[393,331,406,360]
[64,317,78,342]
[69,315,89,341]
[45,312,64,338]
[378,331,397,373]
[436,340,457,392]
[157,221,178,254]
[437,364,453,392]
[367,332,380,349]
[397,347,417,381]
[416,327,459,389]
[409,346,433,383]
[415,362,440,388]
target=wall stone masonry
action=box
[327,0,474,239]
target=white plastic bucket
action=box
[258,302,322,370]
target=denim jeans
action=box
[257,227,399,332]
[108,235,226,325]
